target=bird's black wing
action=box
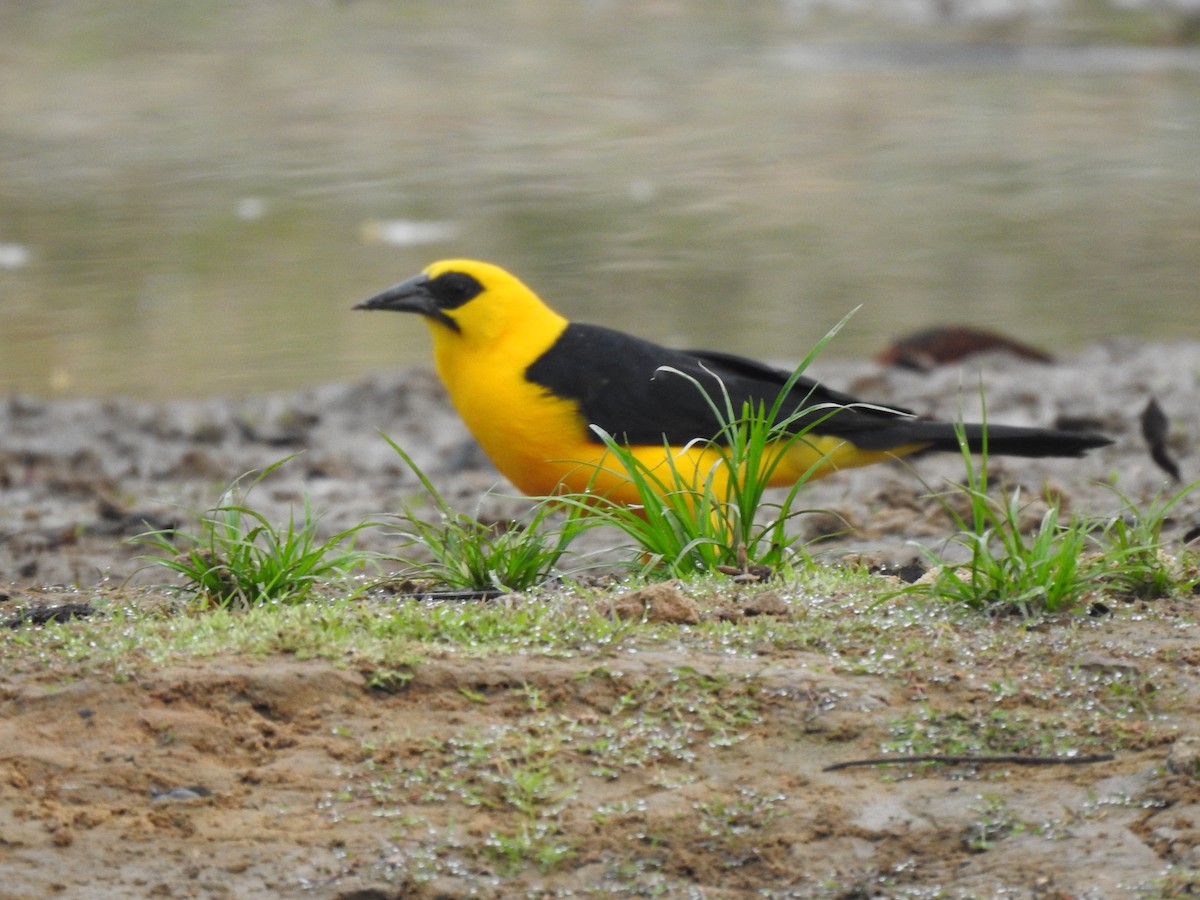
[685,348,917,417]
[524,323,1111,457]
[524,323,911,446]
[685,347,1111,454]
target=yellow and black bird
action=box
[355,260,1110,506]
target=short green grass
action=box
[905,415,1200,617]
[557,311,857,578]
[382,434,592,592]
[133,457,374,607]
[963,793,1046,853]
[1092,478,1200,601]
[906,418,1104,616]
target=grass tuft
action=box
[134,457,374,606]
[555,312,857,577]
[913,418,1200,615]
[1092,478,1200,600]
[909,414,1103,617]
[383,435,592,592]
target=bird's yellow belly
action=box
[588,437,925,507]
[446,379,926,507]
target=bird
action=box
[355,259,1111,507]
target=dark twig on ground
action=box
[824,753,1115,772]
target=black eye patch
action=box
[427,271,484,309]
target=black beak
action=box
[354,273,435,314]
[354,273,461,332]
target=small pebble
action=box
[151,785,214,803]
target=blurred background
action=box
[2,0,1199,400]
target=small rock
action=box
[1166,736,1200,778]
[1077,653,1142,677]
[741,590,790,617]
[612,583,700,624]
[335,886,402,900]
[150,785,214,803]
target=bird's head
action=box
[355,259,563,348]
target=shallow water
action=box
[2,1,1199,399]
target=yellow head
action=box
[356,259,580,496]
[354,259,566,355]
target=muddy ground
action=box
[3,340,1200,898]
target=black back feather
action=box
[523,323,1110,458]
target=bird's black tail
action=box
[849,417,1108,453]
[893,421,1112,459]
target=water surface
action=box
[2,2,1198,398]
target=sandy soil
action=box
[3,341,1200,898]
